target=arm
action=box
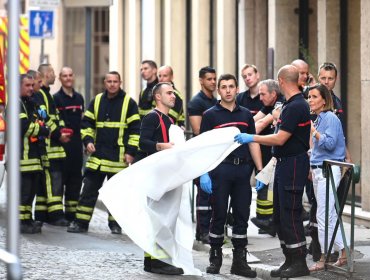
[253,129,292,146]
[81,98,97,147]
[189,115,202,136]
[255,113,273,134]
[253,111,266,122]
[248,142,263,170]
[124,98,141,158]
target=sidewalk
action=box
[191,189,370,280]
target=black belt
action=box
[222,156,247,165]
[311,165,322,169]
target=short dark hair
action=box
[20,73,33,85]
[141,60,157,69]
[217,74,238,88]
[27,69,40,79]
[199,66,216,78]
[106,71,121,81]
[152,82,172,97]
[318,62,337,77]
[309,83,334,112]
[37,63,52,77]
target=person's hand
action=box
[200,173,212,194]
[234,133,254,144]
[86,143,96,154]
[37,108,47,119]
[255,180,266,192]
[124,153,134,164]
[59,133,71,143]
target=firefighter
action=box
[157,65,185,127]
[200,74,262,278]
[53,67,84,222]
[187,66,217,243]
[235,65,311,278]
[19,73,50,233]
[67,71,140,234]
[135,82,184,275]
[33,64,71,226]
[138,60,159,119]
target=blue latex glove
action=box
[234,133,254,144]
[37,108,47,119]
[200,173,212,194]
[255,180,266,192]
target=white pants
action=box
[312,166,344,253]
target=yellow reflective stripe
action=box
[77,205,94,213]
[118,94,130,146]
[139,108,152,117]
[36,196,46,202]
[94,93,103,119]
[126,114,140,124]
[169,108,179,119]
[86,161,99,170]
[153,246,169,259]
[128,134,139,147]
[19,214,31,220]
[81,127,95,140]
[76,213,92,221]
[101,159,125,167]
[20,165,43,172]
[84,110,95,120]
[39,89,49,113]
[45,169,52,198]
[48,196,63,203]
[22,137,29,160]
[100,166,124,173]
[96,122,128,128]
[48,204,64,213]
[65,200,78,206]
[119,146,125,163]
[24,122,35,137]
[59,119,65,127]
[256,208,274,215]
[32,123,40,136]
[20,158,40,165]
[256,199,273,206]
[108,215,116,221]
[50,115,57,121]
[65,207,76,212]
[35,205,47,211]
[19,205,27,211]
[19,113,27,118]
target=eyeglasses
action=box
[319,62,337,71]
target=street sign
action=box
[29,0,60,10]
[29,10,54,39]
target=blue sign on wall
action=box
[29,10,54,39]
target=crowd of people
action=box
[18,58,349,278]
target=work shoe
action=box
[48,218,70,227]
[20,222,40,234]
[230,248,257,278]
[206,247,222,274]
[67,221,88,233]
[258,228,267,234]
[143,256,151,272]
[280,255,309,278]
[110,225,122,234]
[251,217,276,237]
[270,250,291,277]
[151,259,184,275]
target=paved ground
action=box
[0,179,369,279]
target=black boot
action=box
[206,247,222,274]
[251,217,276,237]
[230,248,257,278]
[280,253,309,278]
[143,256,151,272]
[150,259,184,275]
[270,249,291,277]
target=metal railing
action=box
[323,160,361,277]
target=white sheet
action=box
[99,126,241,275]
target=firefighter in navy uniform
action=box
[53,67,84,222]
[200,74,262,278]
[138,60,159,119]
[235,65,311,278]
[157,65,186,127]
[67,71,140,234]
[33,64,71,226]
[250,79,285,237]
[236,64,263,116]
[135,82,184,275]
[187,66,217,244]
[19,74,50,234]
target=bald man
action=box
[234,65,311,278]
[291,59,315,98]
[158,65,185,127]
[54,67,85,222]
